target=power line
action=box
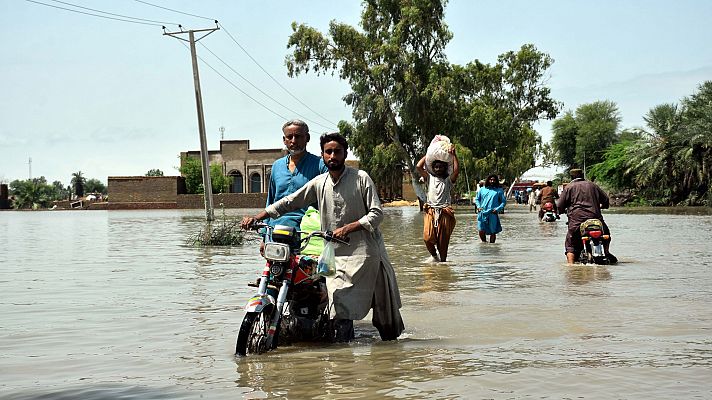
[176,41,289,122]
[131,1,341,129]
[199,42,336,131]
[132,0,214,21]
[29,0,342,131]
[219,23,340,128]
[47,0,180,26]
[24,0,164,27]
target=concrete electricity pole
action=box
[164,23,219,222]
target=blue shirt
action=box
[475,186,507,234]
[266,152,327,228]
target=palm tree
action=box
[71,171,86,198]
[11,179,50,209]
[628,82,712,205]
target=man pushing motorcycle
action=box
[241,133,405,343]
[557,169,618,264]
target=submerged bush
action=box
[186,206,247,246]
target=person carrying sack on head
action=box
[416,135,460,262]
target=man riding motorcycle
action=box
[557,169,617,264]
[537,181,560,220]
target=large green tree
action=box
[9,177,62,209]
[587,81,712,205]
[574,100,621,167]
[179,156,232,194]
[550,111,578,167]
[286,0,559,197]
[84,178,107,194]
[551,101,621,169]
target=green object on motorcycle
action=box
[300,206,324,256]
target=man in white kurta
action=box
[243,133,404,342]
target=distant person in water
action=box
[537,181,560,220]
[475,174,506,243]
[557,169,617,264]
[416,146,460,262]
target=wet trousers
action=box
[423,205,456,260]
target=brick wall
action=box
[108,176,183,202]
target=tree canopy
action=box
[585,81,712,206]
[286,0,559,196]
[551,100,621,169]
[9,177,70,209]
[84,178,107,194]
[179,156,232,194]
[71,171,86,197]
[146,169,164,177]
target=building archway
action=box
[249,172,262,193]
[228,170,243,193]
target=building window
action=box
[249,173,261,193]
[228,170,243,193]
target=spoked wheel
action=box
[235,309,276,356]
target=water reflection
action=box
[2,207,712,399]
[565,264,612,286]
[234,342,483,399]
[414,263,456,293]
[1,384,188,400]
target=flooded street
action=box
[2,206,711,399]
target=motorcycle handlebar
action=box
[245,221,269,231]
[302,230,350,245]
[246,222,350,245]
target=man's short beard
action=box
[327,162,344,171]
[287,148,305,155]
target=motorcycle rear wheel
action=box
[235,309,277,356]
[593,256,610,265]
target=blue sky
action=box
[1,0,711,185]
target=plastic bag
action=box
[425,135,454,175]
[316,240,336,276]
[300,206,324,256]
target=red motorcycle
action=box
[235,223,347,356]
[579,219,614,265]
[541,202,558,222]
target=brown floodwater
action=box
[1,205,711,399]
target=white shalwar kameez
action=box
[266,166,404,340]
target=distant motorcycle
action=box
[235,223,347,356]
[541,202,557,222]
[578,219,613,265]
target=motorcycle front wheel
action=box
[235,309,278,356]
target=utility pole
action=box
[164,23,219,222]
[219,126,225,141]
[28,157,32,180]
[583,149,587,179]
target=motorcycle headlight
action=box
[264,242,290,262]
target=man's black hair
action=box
[485,174,500,188]
[320,133,349,152]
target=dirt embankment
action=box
[383,200,419,207]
